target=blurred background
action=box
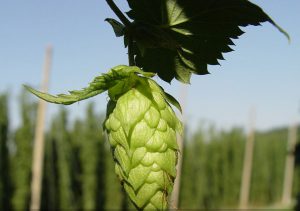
[1,0,300,210]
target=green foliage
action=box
[180,127,207,209]
[11,91,37,210]
[219,128,245,206]
[179,125,296,209]
[194,127,244,208]
[294,129,300,201]
[250,128,287,205]
[126,0,289,83]
[41,128,60,210]
[0,93,11,211]
[0,93,298,209]
[49,109,78,210]
[40,103,130,210]
[78,103,106,210]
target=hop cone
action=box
[25,65,182,210]
[104,76,182,210]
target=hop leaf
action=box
[126,0,289,83]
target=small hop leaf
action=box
[105,18,126,37]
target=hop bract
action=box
[104,76,182,210]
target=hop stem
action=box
[128,36,135,66]
[105,0,135,66]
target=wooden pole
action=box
[239,108,256,209]
[281,123,297,205]
[169,85,187,209]
[30,45,52,211]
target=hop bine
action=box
[25,65,183,210]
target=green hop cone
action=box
[104,76,182,210]
[24,65,182,210]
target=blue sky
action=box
[0,0,299,132]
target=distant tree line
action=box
[0,91,299,210]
